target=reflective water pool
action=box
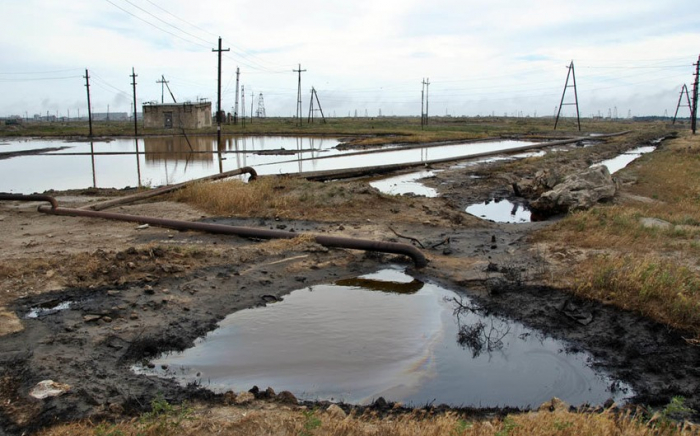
[137,267,630,407]
[591,146,656,174]
[466,199,532,223]
[369,170,439,197]
[0,137,535,194]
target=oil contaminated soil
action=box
[1,129,699,434]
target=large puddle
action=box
[0,137,535,194]
[137,267,630,407]
[466,199,532,223]
[592,146,656,174]
[369,170,439,197]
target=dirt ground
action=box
[1,129,700,435]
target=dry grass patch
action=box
[571,254,700,335]
[36,405,699,436]
[173,176,401,221]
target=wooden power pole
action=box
[293,64,306,126]
[84,69,93,137]
[212,37,230,147]
[131,67,138,136]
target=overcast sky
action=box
[1,0,698,119]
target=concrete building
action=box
[142,102,212,129]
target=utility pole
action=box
[233,67,240,124]
[673,84,692,125]
[131,67,138,136]
[293,64,306,126]
[156,75,169,104]
[692,55,699,134]
[420,79,425,129]
[554,60,581,131]
[212,37,230,144]
[250,90,254,124]
[84,69,93,137]
[241,85,246,128]
[425,78,430,126]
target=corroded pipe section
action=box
[0,193,426,268]
[36,205,427,268]
[0,193,58,209]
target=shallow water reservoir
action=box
[139,267,629,407]
[1,137,534,194]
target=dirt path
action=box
[2,129,699,434]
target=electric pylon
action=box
[256,93,266,118]
[554,61,581,131]
[307,87,326,124]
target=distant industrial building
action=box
[142,102,212,129]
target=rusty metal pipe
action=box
[36,205,427,268]
[0,193,58,209]
[0,193,427,267]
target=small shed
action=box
[142,102,212,129]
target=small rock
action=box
[326,404,347,419]
[276,390,298,405]
[127,262,136,269]
[29,380,71,399]
[235,391,255,404]
[83,315,102,323]
[135,224,149,230]
[144,285,155,295]
[640,217,672,230]
[102,316,112,323]
[129,313,139,320]
[161,364,168,370]
[107,290,120,296]
[373,397,388,409]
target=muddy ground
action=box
[1,131,699,435]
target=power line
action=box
[0,68,82,75]
[102,0,209,49]
[0,75,81,82]
[142,0,286,69]
[120,0,211,46]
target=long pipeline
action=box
[0,194,427,268]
